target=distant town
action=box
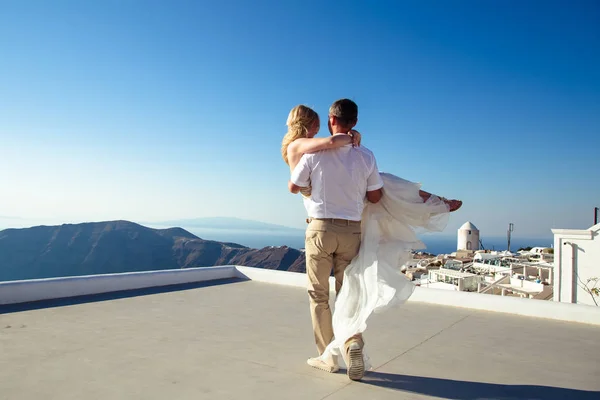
[402,220,599,307]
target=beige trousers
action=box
[305,218,362,355]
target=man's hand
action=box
[366,188,382,203]
[288,180,300,194]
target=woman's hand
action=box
[349,129,361,147]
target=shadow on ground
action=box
[363,372,600,400]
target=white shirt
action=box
[290,138,384,221]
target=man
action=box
[288,98,383,381]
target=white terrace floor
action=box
[1,278,599,400]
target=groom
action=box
[288,98,383,381]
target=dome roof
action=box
[459,221,479,231]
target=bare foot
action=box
[445,199,462,212]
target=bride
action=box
[282,104,462,379]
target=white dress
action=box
[317,172,450,368]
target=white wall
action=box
[409,285,600,325]
[0,266,237,305]
[2,265,600,326]
[509,277,544,292]
[241,267,600,326]
[553,224,600,306]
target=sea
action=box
[184,227,553,255]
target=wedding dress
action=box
[317,172,450,368]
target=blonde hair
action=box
[281,105,319,165]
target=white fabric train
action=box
[318,172,450,368]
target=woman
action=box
[282,104,462,375]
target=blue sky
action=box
[0,0,598,238]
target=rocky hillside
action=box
[0,220,305,281]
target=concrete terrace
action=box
[2,270,600,400]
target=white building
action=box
[552,223,600,306]
[473,253,513,274]
[427,267,483,292]
[457,221,480,251]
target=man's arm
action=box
[365,154,384,203]
[289,154,311,194]
[288,180,301,194]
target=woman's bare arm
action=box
[287,134,359,172]
[290,135,352,155]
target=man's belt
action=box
[306,218,361,225]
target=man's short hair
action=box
[329,99,358,128]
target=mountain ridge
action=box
[0,220,305,282]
